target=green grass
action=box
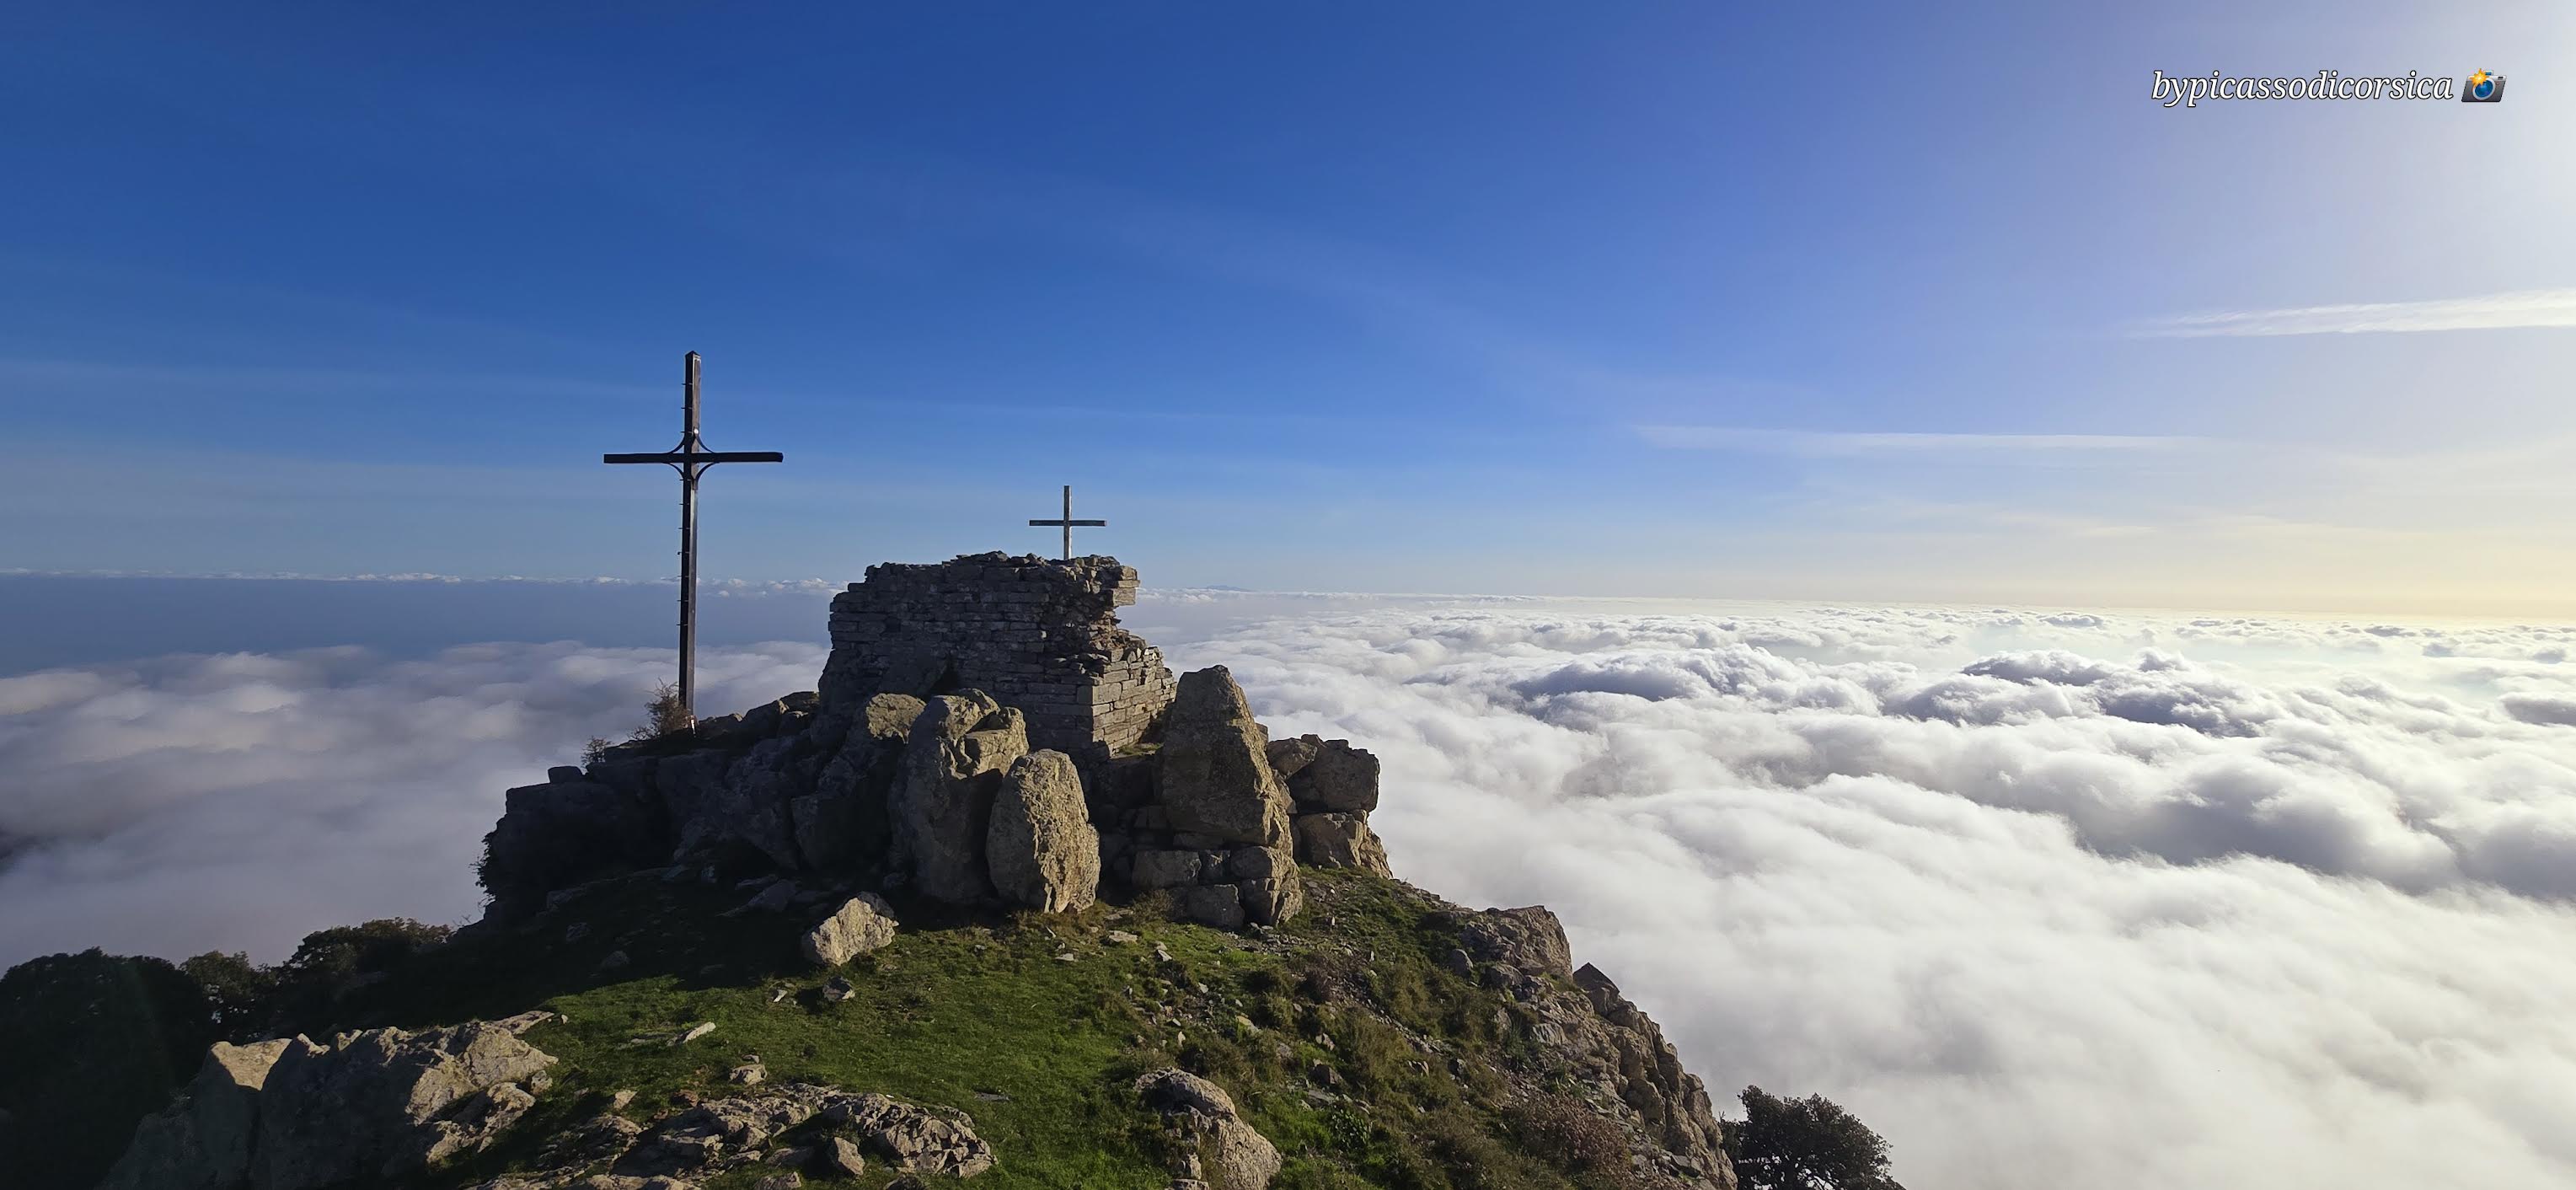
[321,870,1614,1190]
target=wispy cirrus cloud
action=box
[1634,425,2206,457]
[2130,287,2576,338]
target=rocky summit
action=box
[56,554,1740,1190]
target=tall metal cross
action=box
[602,351,783,727]
[1029,485,1106,560]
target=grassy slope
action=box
[333,869,1609,1190]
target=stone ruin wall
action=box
[484,552,1394,933]
[819,553,1176,761]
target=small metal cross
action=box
[1029,485,1106,561]
[602,351,783,727]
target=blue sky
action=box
[7,3,2574,614]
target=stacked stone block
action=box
[821,552,1176,761]
[483,555,1391,935]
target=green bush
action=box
[1721,1085,1906,1190]
[1508,1093,1635,1187]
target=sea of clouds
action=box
[6,596,2576,1188]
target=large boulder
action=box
[792,693,921,870]
[1291,812,1392,876]
[1174,884,1245,930]
[858,692,929,742]
[654,701,842,873]
[1236,875,1304,927]
[1458,905,1573,979]
[1264,736,1380,813]
[802,893,901,967]
[1128,849,1203,890]
[890,692,1028,903]
[250,1020,556,1190]
[481,775,670,923]
[984,750,1101,914]
[98,1039,292,1190]
[1134,1069,1278,1190]
[1154,668,1290,848]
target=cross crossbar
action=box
[603,451,785,465]
[1028,484,1107,560]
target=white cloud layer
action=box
[7,602,2576,1188]
[0,642,822,963]
[1175,603,2576,1190]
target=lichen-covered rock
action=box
[790,693,919,870]
[1236,874,1304,927]
[1154,667,1290,848]
[859,693,927,742]
[1223,846,1293,882]
[1266,735,1380,812]
[890,692,1027,903]
[1134,1069,1278,1190]
[97,1039,292,1190]
[817,1135,866,1177]
[1459,905,1575,980]
[801,893,900,967]
[1566,962,1731,1186]
[248,1021,555,1190]
[1175,884,1246,930]
[1433,905,1735,1188]
[481,777,670,924]
[821,1091,995,1177]
[1129,848,1202,889]
[984,749,1101,913]
[1291,812,1392,875]
[612,1083,842,1178]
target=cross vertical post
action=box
[1029,484,1107,561]
[603,351,784,728]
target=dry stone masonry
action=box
[479,554,1392,932]
[820,553,1176,762]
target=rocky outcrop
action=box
[482,662,1373,935]
[890,693,1028,903]
[480,691,911,924]
[99,1040,290,1190]
[479,559,1399,938]
[790,693,920,871]
[801,893,900,967]
[821,1091,995,1177]
[1459,906,1576,979]
[597,1083,992,1185]
[100,1019,556,1190]
[1291,812,1390,876]
[1092,667,1322,928]
[253,1020,557,1189]
[1134,1069,1279,1190]
[984,750,1101,913]
[1446,906,1733,1188]
[1155,667,1292,848]
[1266,736,1379,813]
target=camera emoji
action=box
[2463,71,2506,102]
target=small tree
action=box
[0,950,220,1187]
[637,679,690,738]
[266,919,452,1029]
[579,680,693,765]
[178,951,277,1040]
[1721,1085,1905,1190]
